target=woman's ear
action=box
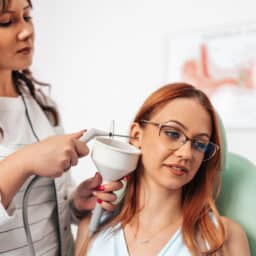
[130,122,143,149]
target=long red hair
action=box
[80,83,225,255]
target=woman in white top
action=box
[76,83,251,256]
[0,0,121,255]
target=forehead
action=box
[152,98,212,135]
[0,0,30,12]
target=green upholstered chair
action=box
[217,122,256,255]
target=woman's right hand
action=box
[19,130,89,178]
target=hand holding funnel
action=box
[79,128,141,236]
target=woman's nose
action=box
[17,22,34,41]
[174,140,193,160]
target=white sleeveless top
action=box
[87,224,191,256]
[88,212,219,256]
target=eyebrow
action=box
[165,120,210,138]
[2,5,30,14]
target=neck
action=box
[0,70,18,97]
[135,177,183,228]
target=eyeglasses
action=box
[140,120,219,161]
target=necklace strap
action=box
[129,221,175,244]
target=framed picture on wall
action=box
[166,23,256,128]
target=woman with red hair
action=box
[76,83,250,255]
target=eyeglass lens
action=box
[159,125,217,161]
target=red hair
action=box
[80,83,225,255]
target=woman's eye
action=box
[24,16,32,22]
[193,141,208,152]
[165,130,181,140]
[0,21,12,27]
[0,16,32,27]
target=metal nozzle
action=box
[108,121,137,139]
[108,133,137,140]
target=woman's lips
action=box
[17,47,33,55]
[163,164,188,176]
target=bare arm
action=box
[75,216,91,256]
[222,217,251,256]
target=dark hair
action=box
[12,71,59,126]
[0,0,32,12]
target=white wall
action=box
[32,0,256,183]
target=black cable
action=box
[20,92,40,256]
[22,175,40,256]
[20,90,62,256]
[13,77,59,255]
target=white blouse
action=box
[88,224,191,256]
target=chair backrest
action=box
[217,131,256,254]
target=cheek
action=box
[140,138,167,168]
[0,34,13,52]
[0,41,7,52]
[0,44,10,66]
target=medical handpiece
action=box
[79,129,141,237]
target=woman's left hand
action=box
[72,172,124,214]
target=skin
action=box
[124,98,212,256]
[76,98,250,256]
[133,98,211,192]
[0,0,122,213]
[0,0,34,96]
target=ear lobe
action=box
[130,122,143,148]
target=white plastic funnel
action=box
[92,137,141,181]
[88,137,141,236]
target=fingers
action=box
[92,191,117,203]
[64,130,89,169]
[74,140,89,157]
[70,130,87,139]
[66,147,78,167]
[96,180,123,192]
[97,199,116,212]
[69,130,90,158]
[87,172,103,190]
[74,174,126,213]
[91,179,125,211]
[77,173,103,196]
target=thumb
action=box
[86,172,102,190]
[70,129,87,139]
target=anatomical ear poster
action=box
[167,24,256,128]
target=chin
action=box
[166,183,184,191]
[13,61,33,71]
[158,179,184,191]
[163,176,190,191]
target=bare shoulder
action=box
[75,217,91,256]
[221,216,251,256]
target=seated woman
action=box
[75,83,250,256]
